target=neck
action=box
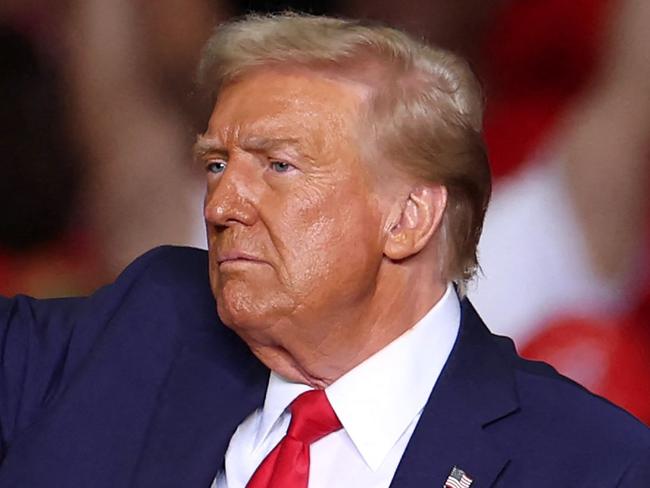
[247,261,448,388]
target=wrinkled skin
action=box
[200,68,445,386]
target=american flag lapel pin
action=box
[444,466,473,488]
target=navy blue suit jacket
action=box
[0,246,648,487]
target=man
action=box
[0,13,648,488]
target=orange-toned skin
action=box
[201,69,447,388]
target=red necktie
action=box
[246,389,342,488]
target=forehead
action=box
[204,68,370,147]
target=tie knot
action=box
[286,389,342,445]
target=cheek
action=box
[272,188,384,288]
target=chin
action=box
[215,287,257,327]
[214,280,294,334]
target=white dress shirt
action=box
[214,283,460,488]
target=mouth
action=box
[216,251,267,265]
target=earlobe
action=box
[384,185,447,260]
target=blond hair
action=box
[197,12,491,288]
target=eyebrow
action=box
[193,134,312,160]
[193,135,224,159]
[240,136,303,153]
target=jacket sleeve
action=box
[0,246,168,463]
[0,295,84,461]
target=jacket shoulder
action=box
[491,333,650,482]
[116,245,210,292]
[128,245,210,285]
[104,245,217,337]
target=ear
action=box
[384,185,447,260]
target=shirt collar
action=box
[254,371,312,449]
[255,283,460,469]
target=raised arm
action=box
[0,295,84,461]
[0,246,168,463]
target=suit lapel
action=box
[131,327,268,488]
[390,300,519,488]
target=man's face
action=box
[200,68,389,344]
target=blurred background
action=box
[1,0,648,422]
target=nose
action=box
[204,161,259,229]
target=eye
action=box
[270,161,295,173]
[206,161,226,174]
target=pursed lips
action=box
[216,251,267,265]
